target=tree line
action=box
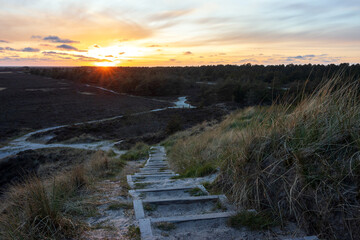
[29,63,360,106]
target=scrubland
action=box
[0,151,126,239]
[164,75,360,239]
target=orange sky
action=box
[0,0,359,66]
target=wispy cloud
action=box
[1,46,40,52]
[0,40,9,43]
[42,51,112,62]
[285,54,322,62]
[149,9,193,22]
[21,47,40,52]
[44,35,79,43]
[183,51,192,55]
[56,44,78,51]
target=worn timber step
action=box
[138,172,173,175]
[132,174,177,178]
[132,175,176,182]
[135,172,174,176]
[128,146,318,240]
[138,168,171,171]
[129,185,209,200]
[149,211,236,223]
[145,164,168,168]
[142,195,224,205]
[130,185,202,193]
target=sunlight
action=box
[88,45,142,66]
[88,45,141,59]
[94,61,117,67]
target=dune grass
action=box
[0,151,126,239]
[164,75,360,239]
[120,142,150,161]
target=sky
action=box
[0,0,359,66]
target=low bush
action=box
[120,142,150,161]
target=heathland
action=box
[0,64,360,239]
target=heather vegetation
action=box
[30,64,360,106]
[164,74,360,239]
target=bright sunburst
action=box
[94,61,117,67]
[87,45,141,66]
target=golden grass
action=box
[0,150,126,239]
[165,75,360,239]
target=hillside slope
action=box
[164,75,360,240]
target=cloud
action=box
[285,54,316,61]
[21,47,40,52]
[93,44,101,48]
[76,56,112,62]
[169,58,176,61]
[42,51,69,56]
[56,44,78,51]
[42,51,112,62]
[43,35,79,43]
[184,51,192,55]
[105,55,113,57]
[0,40,9,43]
[1,46,39,52]
[39,44,52,47]
[149,9,193,22]
[31,35,42,39]
[119,52,125,55]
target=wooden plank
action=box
[139,218,153,240]
[131,186,197,193]
[150,211,236,223]
[143,195,223,204]
[133,200,145,219]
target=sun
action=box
[94,61,117,67]
[88,45,141,66]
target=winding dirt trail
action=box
[0,96,194,160]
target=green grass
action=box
[228,211,278,230]
[156,222,176,231]
[127,225,141,240]
[185,187,207,196]
[120,142,150,161]
[172,163,217,179]
[202,182,223,195]
[212,200,227,211]
[143,203,157,212]
[107,149,117,157]
[134,182,150,189]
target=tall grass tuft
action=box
[0,150,126,239]
[120,142,150,161]
[166,75,360,239]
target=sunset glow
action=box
[0,0,359,66]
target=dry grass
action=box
[120,142,150,161]
[0,150,126,239]
[165,75,360,239]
